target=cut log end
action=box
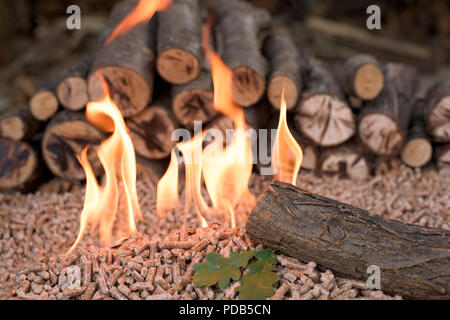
[359,113,404,156]
[56,77,88,111]
[295,94,355,147]
[232,66,265,107]
[172,89,215,128]
[428,96,450,141]
[29,91,58,121]
[156,48,200,84]
[267,76,298,110]
[0,117,25,141]
[321,152,370,180]
[401,138,433,167]
[88,67,151,118]
[0,139,38,190]
[353,63,384,100]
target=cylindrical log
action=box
[126,99,178,160]
[41,111,106,180]
[319,140,370,180]
[136,155,168,186]
[29,71,59,121]
[436,144,450,169]
[0,138,41,192]
[294,63,355,147]
[382,62,418,99]
[156,0,202,84]
[401,99,433,168]
[87,0,156,117]
[37,178,82,194]
[171,69,216,128]
[263,25,303,110]
[247,180,450,300]
[0,107,41,141]
[243,98,270,130]
[56,54,93,111]
[338,54,384,101]
[423,79,450,142]
[215,0,271,107]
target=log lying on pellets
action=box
[136,155,167,186]
[0,138,41,192]
[41,111,106,180]
[294,63,355,147]
[247,180,450,300]
[436,144,450,169]
[401,99,433,168]
[215,0,271,107]
[126,99,178,160]
[56,54,93,111]
[338,54,384,101]
[88,0,156,117]
[171,69,216,128]
[263,25,303,110]
[156,0,202,84]
[424,79,450,142]
[0,107,40,141]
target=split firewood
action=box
[29,71,59,121]
[171,69,216,128]
[215,0,271,107]
[358,63,417,156]
[126,99,178,160]
[156,0,202,84]
[401,100,433,168]
[136,155,168,186]
[436,144,450,169]
[0,138,41,192]
[319,140,370,180]
[0,107,41,141]
[294,63,355,147]
[56,54,93,111]
[41,111,106,180]
[247,180,450,299]
[263,25,303,110]
[423,79,450,142]
[88,0,156,117]
[338,54,384,101]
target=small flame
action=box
[104,0,171,47]
[272,87,303,184]
[156,149,179,217]
[69,80,141,252]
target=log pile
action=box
[1,0,449,193]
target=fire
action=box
[69,80,141,251]
[272,87,303,185]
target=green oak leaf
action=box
[192,250,255,290]
[237,249,279,300]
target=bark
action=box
[294,63,355,147]
[424,79,450,142]
[156,0,202,84]
[436,144,450,169]
[136,155,168,186]
[87,0,156,117]
[247,180,450,300]
[0,106,41,141]
[41,110,106,180]
[56,54,93,111]
[215,0,271,107]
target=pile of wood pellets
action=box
[0,164,448,300]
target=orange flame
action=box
[272,87,303,184]
[104,0,171,47]
[69,80,141,252]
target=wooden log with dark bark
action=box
[37,178,82,194]
[0,138,41,192]
[171,69,216,128]
[247,180,450,300]
[126,99,178,160]
[0,106,41,141]
[319,140,370,180]
[294,63,355,147]
[56,54,93,111]
[29,71,59,121]
[136,155,168,186]
[263,25,303,110]
[156,0,202,84]
[215,0,271,107]
[423,79,450,142]
[436,144,450,169]
[87,0,156,117]
[401,99,433,168]
[338,54,384,101]
[382,62,419,99]
[41,110,106,180]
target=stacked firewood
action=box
[0,0,449,193]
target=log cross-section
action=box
[424,79,450,142]
[247,180,450,300]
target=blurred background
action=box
[0,0,449,106]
